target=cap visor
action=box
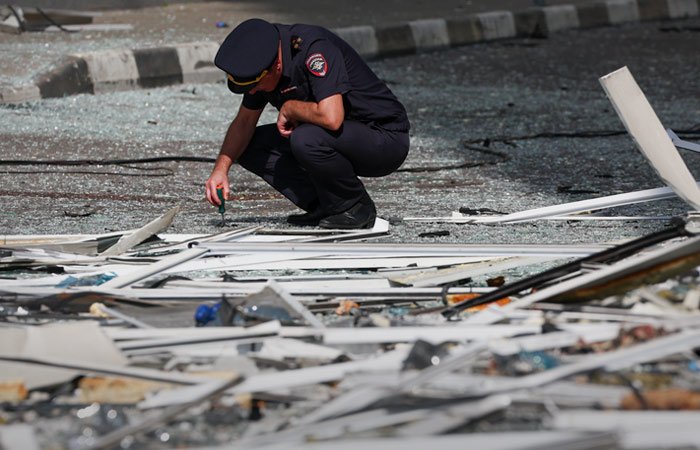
[227,78,255,94]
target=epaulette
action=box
[291,36,303,55]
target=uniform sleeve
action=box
[304,40,350,102]
[241,92,267,110]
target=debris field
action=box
[2,61,700,450]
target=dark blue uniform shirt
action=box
[237,24,411,132]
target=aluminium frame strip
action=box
[1,232,130,245]
[164,253,494,273]
[668,129,700,154]
[318,324,542,345]
[551,410,700,449]
[100,205,181,256]
[105,323,297,341]
[471,185,686,224]
[387,256,554,287]
[0,285,494,300]
[316,322,619,346]
[0,354,211,385]
[228,432,618,450]
[486,326,620,356]
[99,247,209,289]
[104,285,493,298]
[159,277,393,291]
[198,241,608,257]
[115,320,282,351]
[599,66,700,210]
[133,225,262,253]
[404,212,676,223]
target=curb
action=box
[0,42,219,103]
[1,0,698,104]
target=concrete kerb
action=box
[1,0,699,104]
[0,41,220,103]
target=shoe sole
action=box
[318,217,375,230]
[287,220,321,226]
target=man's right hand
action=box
[205,172,230,206]
[206,105,262,207]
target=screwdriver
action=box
[215,184,226,227]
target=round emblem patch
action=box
[305,53,328,77]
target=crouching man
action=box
[205,18,410,229]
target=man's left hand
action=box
[277,96,344,137]
[277,105,298,138]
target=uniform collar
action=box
[276,24,294,81]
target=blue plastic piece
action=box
[194,304,213,325]
[195,302,222,326]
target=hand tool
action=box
[216,184,226,227]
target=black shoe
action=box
[319,198,377,229]
[287,208,327,226]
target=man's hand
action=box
[277,104,298,138]
[205,171,230,206]
[276,95,344,137]
[205,105,262,207]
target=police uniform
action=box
[214,19,410,227]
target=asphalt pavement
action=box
[1,3,700,246]
[2,0,600,89]
[3,0,698,102]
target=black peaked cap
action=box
[215,18,280,94]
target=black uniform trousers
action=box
[237,121,409,215]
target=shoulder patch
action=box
[305,53,328,77]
